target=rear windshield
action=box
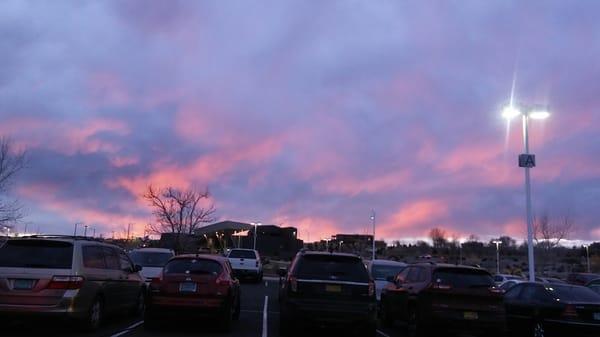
[295,255,369,283]
[547,285,600,302]
[164,259,222,275]
[130,251,173,267]
[372,264,406,280]
[228,250,257,259]
[433,268,494,288]
[0,240,73,269]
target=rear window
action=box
[547,285,600,302]
[372,264,406,280]
[0,240,73,269]
[164,258,222,275]
[433,268,494,288]
[228,250,257,259]
[130,251,173,267]
[294,255,369,283]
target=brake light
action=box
[47,276,84,290]
[289,276,298,292]
[368,280,375,297]
[216,275,231,287]
[562,304,578,319]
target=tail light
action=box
[288,276,298,293]
[256,260,260,268]
[47,276,84,290]
[216,274,231,287]
[149,273,163,292]
[562,304,579,319]
[368,280,375,297]
[489,287,505,294]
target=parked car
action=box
[536,277,566,284]
[366,259,406,301]
[494,274,524,285]
[499,279,526,291]
[226,248,263,282]
[278,251,377,336]
[145,254,240,331]
[129,248,174,283]
[505,282,600,337]
[586,278,600,295]
[0,235,145,331]
[380,263,506,337]
[567,273,600,286]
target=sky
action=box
[1,0,599,243]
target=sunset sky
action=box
[1,1,599,243]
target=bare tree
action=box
[143,185,216,251]
[0,137,26,228]
[429,227,448,248]
[533,213,574,250]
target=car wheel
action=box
[81,297,103,331]
[130,290,145,316]
[533,321,545,337]
[219,303,233,332]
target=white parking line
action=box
[262,295,269,337]
[376,329,391,337]
[109,320,144,337]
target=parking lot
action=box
[2,278,405,337]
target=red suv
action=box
[144,254,240,332]
[380,263,506,337]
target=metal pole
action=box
[459,243,462,265]
[523,115,536,282]
[496,243,500,274]
[586,246,591,273]
[84,225,88,237]
[253,224,257,250]
[74,223,78,236]
[371,210,376,261]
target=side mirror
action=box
[133,264,143,272]
[277,267,287,277]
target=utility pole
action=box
[371,210,376,261]
[83,225,88,237]
[127,223,131,241]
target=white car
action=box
[493,274,523,286]
[129,248,175,283]
[227,248,263,282]
[367,259,407,301]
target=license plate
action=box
[464,312,478,320]
[325,284,342,293]
[179,282,197,293]
[14,279,35,290]
[594,313,600,321]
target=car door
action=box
[383,267,410,320]
[81,244,120,313]
[101,247,126,312]
[506,284,538,332]
[117,249,141,307]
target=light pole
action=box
[371,210,376,261]
[339,240,344,251]
[502,104,550,282]
[584,245,591,273]
[83,225,88,237]
[251,222,261,251]
[492,240,502,275]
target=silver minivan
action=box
[0,235,146,330]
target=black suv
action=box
[380,263,506,337]
[278,251,376,336]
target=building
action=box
[331,234,374,256]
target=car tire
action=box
[219,303,233,332]
[81,296,103,331]
[130,289,145,316]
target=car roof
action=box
[130,248,174,253]
[411,262,485,271]
[172,254,228,263]
[300,250,361,259]
[228,248,257,252]
[369,259,407,266]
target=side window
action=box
[103,247,120,270]
[118,251,133,272]
[415,267,427,282]
[520,285,537,302]
[83,246,106,269]
[396,267,410,283]
[407,267,420,283]
[505,284,523,300]
[494,275,502,282]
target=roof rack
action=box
[20,235,105,242]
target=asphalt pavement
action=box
[3,277,403,337]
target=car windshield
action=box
[164,258,223,275]
[433,268,494,288]
[295,255,369,283]
[0,240,73,269]
[229,250,257,259]
[547,285,600,302]
[371,264,406,280]
[129,251,173,267]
